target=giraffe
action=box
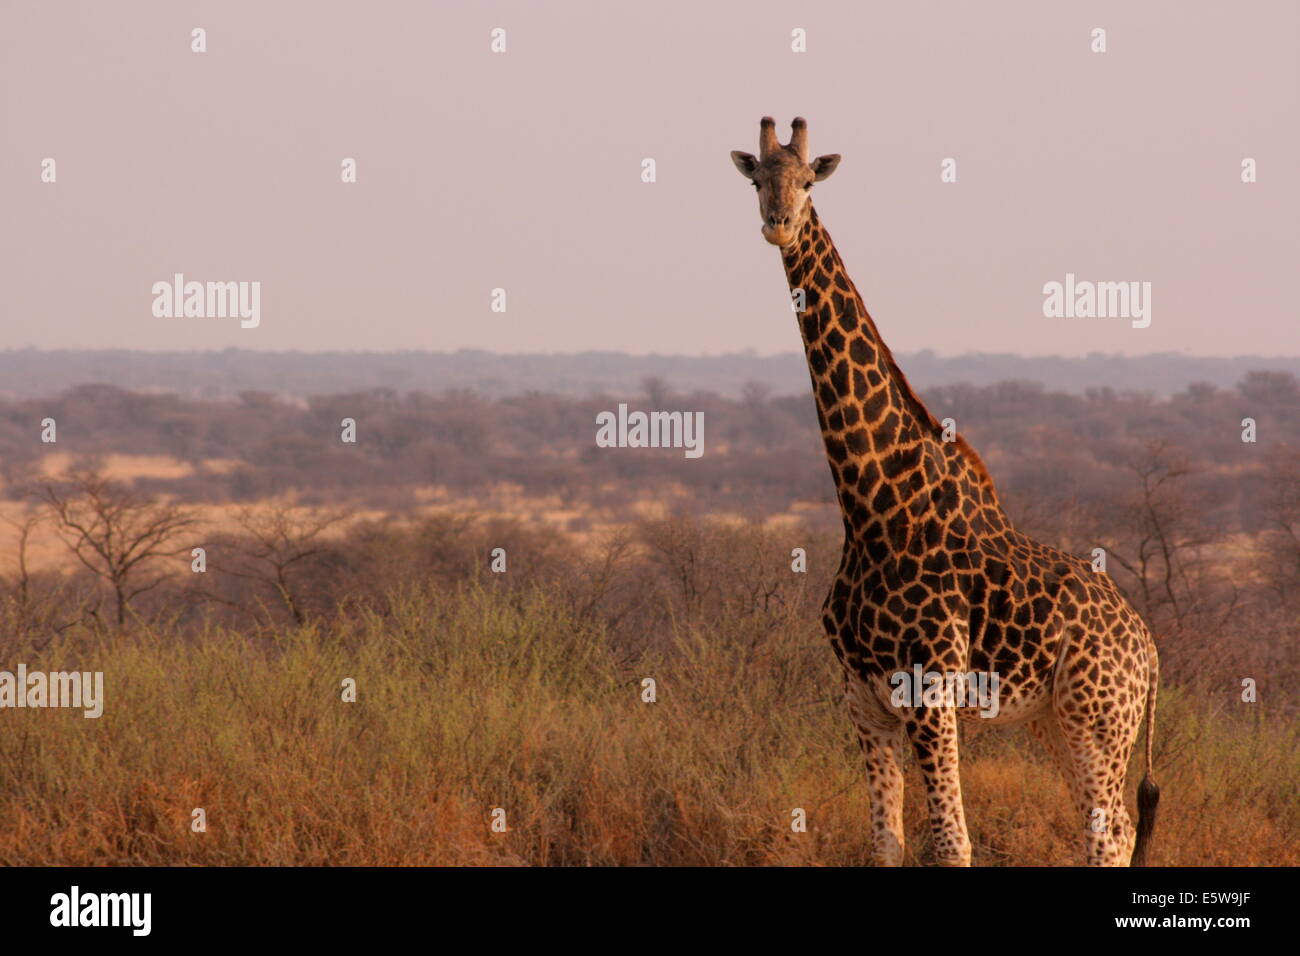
[730,117,1160,866]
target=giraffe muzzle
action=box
[762,222,798,247]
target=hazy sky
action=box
[2,1,1297,358]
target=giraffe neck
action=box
[781,206,1005,551]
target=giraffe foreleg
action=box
[904,704,972,866]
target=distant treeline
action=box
[3,348,1300,400]
[2,373,1299,542]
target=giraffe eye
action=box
[805,181,815,189]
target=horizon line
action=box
[3,347,1300,362]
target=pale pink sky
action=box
[2,0,1297,357]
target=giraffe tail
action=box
[1131,643,1160,867]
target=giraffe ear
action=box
[731,151,758,178]
[811,154,841,181]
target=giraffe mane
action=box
[849,283,1002,507]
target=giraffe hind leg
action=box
[1027,714,1072,779]
[1053,700,1144,866]
[1028,713,1126,863]
[844,673,907,866]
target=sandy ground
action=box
[2,453,841,575]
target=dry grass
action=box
[0,582,1294,866]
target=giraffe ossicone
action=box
[732,116,1160,867]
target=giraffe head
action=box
[731,117,840,248]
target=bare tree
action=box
[41,470,200,629]
[740,380,778,444]
[2,508,41,615]
[1099,440,1227,635]
[1,508,47,643]
[642,376,671,409]
[1256,448,1300,605]
[207,501,347,626]
[639,513,713,615]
